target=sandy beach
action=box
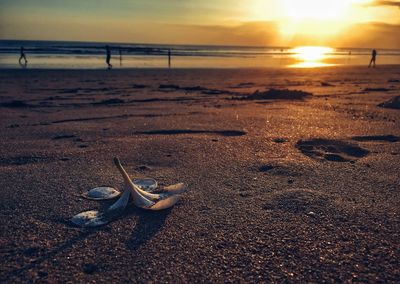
[0,66,399,282]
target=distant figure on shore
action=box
[347,50,352,64]
[119,47,122,67]
[368,49,377,68]
[168,49,171,68]
[19,46,28,65]
[106,45,112,69]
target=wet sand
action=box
[0,67,399,282]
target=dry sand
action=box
[0,66,399,282]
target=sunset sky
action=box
[0,0,399,48]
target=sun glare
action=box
[290,46,335,68]
[279,0,373,37]
[282,0,370,21]
[283,0,345,21]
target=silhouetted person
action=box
[347,50,352,65]
[119,47,122,66]
[106,45,112,69]
[19,46,28,65]
[168,49,171,68]
[369,49,377,68]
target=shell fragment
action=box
[133,178,158,192]
[71,210,109,227]
[82,187,121,201]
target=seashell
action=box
[133,178,158,192]
[71,183,131,227]
[159,183,187,195]
[148,194,182,211]
[114,158,187,210]
[70,210,109,227]
[71,158,188,227]
[106,184,131,212]
[82,187,121,201]
[81,179,155,201]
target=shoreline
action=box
[2,64,400,71]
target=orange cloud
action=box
[332,22,400,49]
[371,0,400,8]
[167,21,400,49]
[163,22,281,46]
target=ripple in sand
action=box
[136,129,247,137]
[244,89,312,100]
[363,87,390,93]
[0,156,49,166]
[0,100,30,108]
[52,134,77,140]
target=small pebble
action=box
[307,211,316,217]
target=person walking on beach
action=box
[119,47,122,67]
[368,49,377,68]
[19,46,28,65]
[168,48,171,68]
[106,45,112,69]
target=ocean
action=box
[1,40,399,69]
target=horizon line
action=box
[0,38,398,52]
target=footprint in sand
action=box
[263,188,333,214]
[296,139,369,162]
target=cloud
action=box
[370,1,400,8]
[258,21,400,49]
[162,21,400,49]
[332,22,400,49]
[0,14,283,46]
[1,13,399,49]
[163,21,282,46]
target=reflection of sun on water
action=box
[289,46,335,68]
